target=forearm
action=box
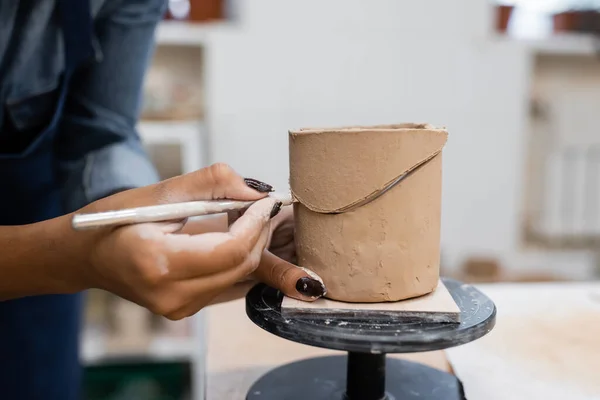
[0,216,88,300]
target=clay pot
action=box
[289,124,448,303]
[189,0,224,22]
[164,0,224,22]
[496,5,514,33]
[578,10,600,34]
[553,11,581,32]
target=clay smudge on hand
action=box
[154,253,170,276]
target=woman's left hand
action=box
[182,206,327,304]
[253,206,327,299]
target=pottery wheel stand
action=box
[245,278,496,400]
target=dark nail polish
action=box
[270,201,283,219]
[296,277,326,298]
[244,178,274,193]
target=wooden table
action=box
[446,282,600,400]
[205,282,600,400]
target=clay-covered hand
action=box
[78,164,280,320]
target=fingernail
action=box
[270,201,283,219]
[295,277,326,298]
[244,178,274,193]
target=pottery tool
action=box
[281,279,461,323]
[244,278,496,400]
[71,192,292,230]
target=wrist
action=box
[32,215,93,294]
[0,216,92,300]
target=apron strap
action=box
[57,0,94,73]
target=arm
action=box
[0,0,164,301]
[0,164,281,318]
[0,218,88,301]
[44,0,324,310]
[56,0,166,211]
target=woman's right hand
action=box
[76,163,280,320]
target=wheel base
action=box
[246,355,465,400]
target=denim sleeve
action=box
[56,0,167,212]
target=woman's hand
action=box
[78,163,282,320]
[254,207,326,300]
[211,205,327,305]
[0,163,326,310]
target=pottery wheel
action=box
[245,278,496,400]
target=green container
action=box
[84,360,192,400]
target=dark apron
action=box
[0,1,94,399]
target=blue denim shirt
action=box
[0,0,165,213]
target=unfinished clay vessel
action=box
[289,124,448,302]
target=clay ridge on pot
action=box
[289,124,448,215]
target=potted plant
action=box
[577,2,600,35]
[553,2,600,33]
[553,8,580,32]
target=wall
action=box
[204,0,580,274]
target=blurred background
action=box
[82,0,600,398]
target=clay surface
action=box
[289,123,448,302]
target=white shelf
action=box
[138,120,203,144]
[138,120,206,173]
[527,34,598,56]
[495,33,599,57]
[155,21,216,46]
[82,332,195,366]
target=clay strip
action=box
[292,150,442,215]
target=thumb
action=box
[253,251,327,301]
